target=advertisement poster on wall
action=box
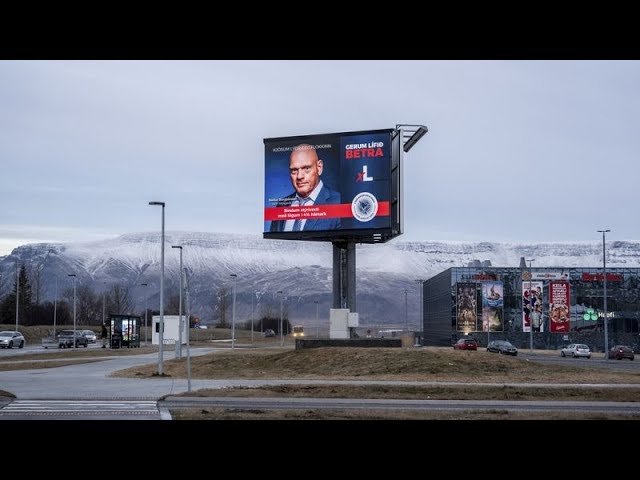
[456,283,477,332]
[522,281,544,333]
[482,281,504,332]
[549,281,571,333]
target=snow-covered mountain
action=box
[1,232,639,327]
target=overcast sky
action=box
[1,60,639,256]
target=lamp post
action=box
[53,277,58,338]
[172,246,183,359]
[403,288,408,331]
[230,273,237,349]
[526,259,535,352]
[15,262,19,332]
[149,201,165,376]
[314,300,319,338]
[184,267,192,392]
[415,279,424,332]
[250,291,254,343]
[68,274,77,348]
[598,229,611,361]
[277,290,284,346]
[140,283,148,345]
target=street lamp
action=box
[68,274,77,348]
[15,262,19,332]
[526,259,535,352]
[53,277,58,338]
[314,300,319,338]
[277,290,284,346]
[149,201,166,376]
[140,283,148,345]
[184,267,192,392]
[403,288,408,331]
[230,273,237,349]
[250,291,254,343]
[415,279,424,331]
[598,229,611,361]
[172,246,184,359]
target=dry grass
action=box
[112,347,640,384]
[174,384,640,402]
[0,359,103,371]
[170,408,640,421]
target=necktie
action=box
[292,197,310,231]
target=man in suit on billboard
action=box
[269,144,341,232]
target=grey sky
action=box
[1,60,639,256]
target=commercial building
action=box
[422,266,640,351]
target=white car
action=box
[560,343,591,358]
[81,330,97,343]
[0,331,25,349]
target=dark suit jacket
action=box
[269,184,341,232]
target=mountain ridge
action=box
[1,232,639,327]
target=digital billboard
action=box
[263,129,401,243]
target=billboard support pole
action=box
[332,241,357,337]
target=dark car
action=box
[264,329,276,338]
[453,338,478,351]
[487,340,518,356]
[607,345,634,361]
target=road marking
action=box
[0,400,159,417]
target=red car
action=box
[607,345,634,361]
[453,338,478,350]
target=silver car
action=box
[81,330,97,344]
[0,331,25,349]
[560,343,591,358]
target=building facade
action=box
[422,266,640,351]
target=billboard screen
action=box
[263,129,401,243]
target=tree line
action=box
[0,264,292,332]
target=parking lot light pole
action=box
[172,246,183,358]
[140,283,148,345]
[149,201,165,375]
[277,290,284,346]
[230,274,237,349]
[15,262,19,332]
[68,274,77,348]
[526,259,535,352]
[598,229,611,361]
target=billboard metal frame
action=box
[263,128,403,244]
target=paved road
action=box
[1,347,640,419]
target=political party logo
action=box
[351,192,378,222]
[356,165,374,182]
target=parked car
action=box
[0,331,25,349]
[81,330,97,343]
[453,338,478,350]
[560,343,591,358]
[486,340,518,356]
[607,345,634,361]
[264,329,276,338]
[57,330,89,348]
